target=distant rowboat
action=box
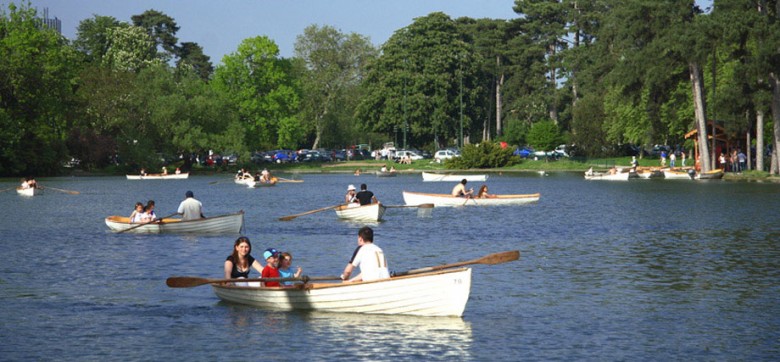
[105,211,244,234]
[402,191,540,207]
[421,172,488,182]
[334,203,386,221]
[16,187,41,196]
[126,173,189,180]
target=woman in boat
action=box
[345,184,358,205]
[277,252,302,286]
[20,178,30,189]
[144,200,157,221]
[224,237,264,280]
[476,184,496,198]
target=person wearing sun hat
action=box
[345,184,358,205]
[260,248,281,287]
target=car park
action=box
[394,150,424,161]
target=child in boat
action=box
[130,202,145,223]
[261,248,281,287]
[278,252,302,286]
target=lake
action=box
[1,172,778,361]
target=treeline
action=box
[1,1,779,176]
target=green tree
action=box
[212,36,300,150]
[176,41,213,80]
[73,15,125,63]
[526,120,561,151]
[0,3,81,175]
[294,25,377,149]
[103,25,160,71]
[446,141,518,169]
[131,9,179,62]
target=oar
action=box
[166,275,342,288]
[40,186,80,195]
[209,178,237,185]
[392,250,520,277]
[117,212,179,234]
[278,204,345,221]
[384,203,434,209]
[277,177,304,183]
[0,186,17,193]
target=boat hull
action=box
[376,171,397,177]
[663,169,694,180]
[16,187,41,196]
[695,169,724,180]
[583,172,630,181]
[402,191,540,207]
[335,203,387,221]
[212,268,472,317]
[105,211,244,234]
[126,173,189,180]
[247,177,278,188]
[421,172,488,182]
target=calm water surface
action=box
[1,172,778,361]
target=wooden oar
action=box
[392,250,520,277]
[166,275,342,288]
[278,204,344,221]
[0,186,17,193]
[117,212,179,234]
[277,178,304,183]
[384,203,434,209]
[209,178,238,185]
[40,186,80,195]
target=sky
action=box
[18,0,520,64]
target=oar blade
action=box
[478,250,520,265]
[166,276,214,288]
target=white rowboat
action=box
[16,187,41,196]
[663,169,694,180]
[421,172,488,182]
[402,191,540,207]
[105,211,244,234]
[583,171,630,181]
[334,203,386,221]
[126,173,189,180]
[212,268,472,317]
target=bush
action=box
[446,142,519,169]
[527,120,562,152]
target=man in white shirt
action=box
[341,226,389,283]
[177,190,204,220]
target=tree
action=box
[103,25,160,72]
[176,41,213,80]
[357,12,486,150]
[212,36,300,150]
[131,9,179,62]
[294,25,377,150]
[526,120,562,151]
[73,15,125,63]
[0,3,81,175]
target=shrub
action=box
[446,142,519,169]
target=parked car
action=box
[394,150,424,161]
[301,150,330,162]
[552,144,570,158]
[273,150,292,163]
[513,147,533,158]
[434,149,459,162]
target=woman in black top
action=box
[224,236,264,279]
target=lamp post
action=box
[459,53,464,149]
[394,126,398,147]
[403,58,408,149]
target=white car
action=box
[395,150,424,161]
[434,149,459,162]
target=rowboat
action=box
[16,187,41,196]
[421,172,488,182]
[247,177,278,188]
[634,169,664,179]
[334,203,387,221]
[402,191,540,207]
[583,171,630,181]
[695,169,724,180]
[126,172,189,180]
[105,211,244,234]
[376,170,397,177]
[212,267,472,317]
[663,169,694,180]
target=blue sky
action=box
[19,0,518,63]
[13,0,712,65]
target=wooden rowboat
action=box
[376,170,398,177]
[126,172,189,180]
[402,191,540,207]
[105,211,244,234]
[334,203,387,221]
[212,267,472,317]
[16,187,41,196]
[247,177,278,188]
[663,169,694,180]
[695,169,724,180]
[422,172,488,182]
[583,171,630,181]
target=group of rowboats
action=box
[584,167,724,181]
